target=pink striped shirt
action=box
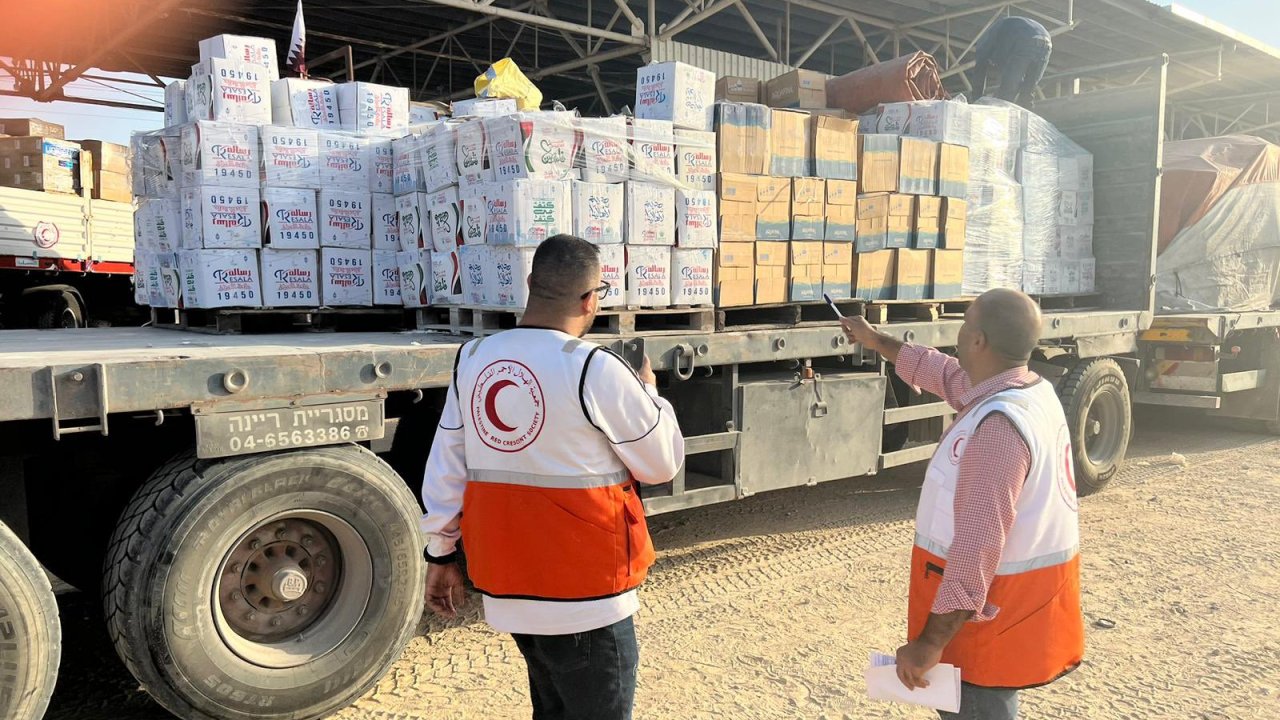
[895,345,1035,622]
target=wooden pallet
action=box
[150,307,412,335]
[863,298,975,324]
[716,300,866,331]
[415,305,716,337]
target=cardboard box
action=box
[459,244,490,306]
[636,62,716,131]
[0,137,81,194]
[187,59,272,125]
[823,242,854,300]
[0,118,64,139]
[199,34,280,80]
[941,198,967,250]
[630,118,676,182]
[914,195,943,249]
[625,181,676,246]
[931,249,964,300]
[396,192,427,250]
[78,139,129,175]
[715,242,755,307]
[454,119,492,188]
[598,244,627,309]
[180,249,262,308]
[756,176,791,241]
[853,250,894,301]
[368,139,394,194]
[718,172,758,244]
[319,190,372,249]
[180,121,260,189]
[392,134,425,195]
[715,103,771,176]
[671,248,714,306]
[765,69,828,109]
[572,181,625,245]
[398,249,431,308]
[791,177,825,240]
[452,98,517,117]
[855,193,890,253]
[939,144,969,199]
[131,132,179,198]
[675,129,717,191]
[755,241,789,304]
[488,246,534,308]
[372,193,400,251]
[458,185,487,246]
[428,250,462,305]
[318,132,370,190]
[410,102,441,125]
[625,246,672,307]
[373,249,402,305]
[887,193,915,250]
[484,113,578,182]
[486,179,571,246]
[898,137,938,195]
[336,82,409,136]
[426,185,461,253]
[322,248,373,306]
[135,198,181,253]
[422,125,459,192]
[716,77,761,104]
[857,134,899,193]
[894,249,931,300]
[263,187,320,249]
[869,100,972,145]
[579,116,629,183]
[825,179,858,241]
[1079,257,1096,293]
[270,78,340,130]
[770,109,812,177]
[813,115,858,180]
[676,189,717,248]
[789,240,824,302]
[260,126,321,188]
[180,186,262,249]
[260,248,320,307]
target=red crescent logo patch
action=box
[471,359,545,452]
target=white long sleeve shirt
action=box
[420,327,685,635]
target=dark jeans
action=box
[997,38,1051,107]
[939,683,1020,720]
[511,616,639,720]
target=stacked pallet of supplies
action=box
[0,118,85,196]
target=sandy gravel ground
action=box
[46,411,1280,719]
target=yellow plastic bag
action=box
[474,58,544,111]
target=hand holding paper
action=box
[865,652,962,713]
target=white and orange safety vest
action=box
[908,379,1085,689]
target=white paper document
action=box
[865,651,962,713]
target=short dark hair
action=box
[975,288,1042,365]
[528,234,600,305]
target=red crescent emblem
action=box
[470,360,545,453]
[484,379,518,433]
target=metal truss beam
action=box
[410,0,645,45]
[350,3,533,74]
[659,0,738,40]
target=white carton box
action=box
[133,250,153,306]
[336,82,409,136]
[136,198,181,253]
[368,139,394,194]
[626,245,672,307]
[148,253,182,308]
[259,248,320,308]
[485,115,526,181]
[597,244,626,309]
[179,249,262,308]
[635,61,716,131]
[319,133,371,190]
[454,120,491,188]
[521,113,579,181]
[453,98,518,117]
[671,247,714,306]
[486,180,571,246]
[459,185,487,246]
[372,193,401,251]
[392,134,426,195]
[630,118,676,181]
[410,102,441,124]
[675,129,716,191]
[1079,257,1096,293]
[459,244,491,306]
[180,186,262,249]
[132,133,179,198]
[431,250,463,305]
[676,189,717,248]
[261,126,320,188]
[422,126,459,192]
[187,59,272,124]
[579,116,629,183]
[180,121,260,189]
[164,81,187,128]
[571,181,624,245]
[490,246,537,308]
[373,249,402,305]
[396,192,428,250]
[625,182,676,246]
[270,78,340,129]
[427,186,462,253]
[882,100,973,146]
[397,249,431,308]
[321,248,373,306]
[319,190,372,249]
[262,187,320,249]
[199,34,280,80]
[1062,260,1082,294]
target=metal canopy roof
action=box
[3,0,1279,141]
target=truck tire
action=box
[0,521,61,720]
[1059,358,1132,497]
[34,291,84,329]
[103,445,425,720]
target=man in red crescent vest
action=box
[420,234,685,719]
[844,289,1084,719]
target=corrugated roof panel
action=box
[649,40,792,82]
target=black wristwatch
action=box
[424,547,459,565]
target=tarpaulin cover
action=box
[825,52,948,116]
